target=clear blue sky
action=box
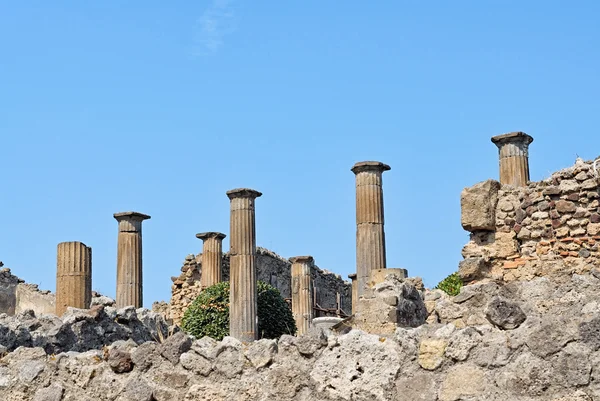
[1,1,599,307]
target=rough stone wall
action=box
[4,270,600,399]
[0,267,55,316]
[460,157,600,284]
[169,248,351,325]
[14,283,55,315]
[0,268,19,315]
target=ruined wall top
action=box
[460,157,600,283]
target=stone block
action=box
[458,257,486,281]
[461,180,501,232]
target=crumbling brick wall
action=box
[168,247,351,325]
[460,157,600,283]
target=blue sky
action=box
[1,1,599,307]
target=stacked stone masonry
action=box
[168,248,351,325]
[460,157,600,284]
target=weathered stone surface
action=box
[445,327,480,361]
[160,331,192,365]
[179,351,212,376]
[461,180,501,231]
[244,338,277,369]
[458,257,486,281]
[439,364,486,401]
[485,296,526,330]
[32,383,65,401]
[108,348,133,373]
[418,338,447,370]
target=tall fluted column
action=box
[290,256,313,335]
[352,161,390,298]
[196,232,226,289]
[56,241,92,316]
[491,132,534,187]
[114,211,151,308]
[227,188,262,342]
[348,273,358,314]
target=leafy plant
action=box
[181,281,296,341]
[434,272,463,296]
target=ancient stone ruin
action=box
[1,137,600,400]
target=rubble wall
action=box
[460,157,600,283]
[3,270,600,400]
[169,248,351,325]
[0,268,55,316]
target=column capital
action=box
[491,132,534,147]
[114,212,151,232]
[351,161,391,175]
[196,232,226,241]
[348,273,357,280]
[289,256,314,264]
[226,188,262,200]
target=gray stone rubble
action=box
[1,271,600,400]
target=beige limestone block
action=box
[587,223,600,236]
[493,231,519,258]
[418,339,447,370]
[439,364,486,401]
[461,180,501,232]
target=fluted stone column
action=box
[348,273,358,315]
[196,232,226,289]
[352,161,390,298]
[227,188,262,342]
[114,211,151,308]
[290,256,313,335]
[491,132,534,187]
[56,241,92,316]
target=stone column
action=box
[491,132,534,187]
[348,273,358,315]
[351,161,391,298]
[196,232,226,289]
[290,256,313,335]
[227,188,262,342]
[56,241,92,316]
[114,211,151,309]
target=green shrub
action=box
[435,272,463,296]
[181,281,296,341]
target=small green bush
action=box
[181,281,296,341]
[435,272,463,296]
